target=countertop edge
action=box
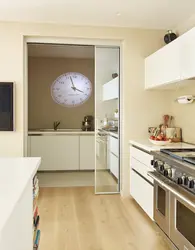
[0,157,41,233]
[129,140,195,152]
[28,131,95,135]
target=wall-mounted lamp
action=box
[175,95,195,104]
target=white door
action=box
[95,46,120,193]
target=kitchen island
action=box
[0,157,41,250]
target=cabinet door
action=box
[110,152,119,179]
[181,27,195,80]
[109,136,119,157]
[30,135,79,171]
[80,135,95,170]
[145,40,181,89]
[130,169,154,220]
[103,77,119,101]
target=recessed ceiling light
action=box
[116,12,121,16]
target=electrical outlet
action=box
[184,246,189,250]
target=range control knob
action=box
[160,165,165,172]
[164,170,168,177]
[154,160,164,170]
[188,177,195,189]
[183,176,189,186]
[153,160,159,169]
[177,177,183,185]
[189,180,194,189]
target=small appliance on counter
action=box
[81,115,94,131]
[101,118,118,132]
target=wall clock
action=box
[51,72,92,107]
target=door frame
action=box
[23,36,124,194]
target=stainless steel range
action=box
[148,148,195,250]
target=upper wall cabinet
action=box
[145,39,181,89]
[103,77,119,101]
[145,27,195,89]
[180,27,195,80]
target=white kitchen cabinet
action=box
[145,40,181,89]
[103,77,119,101]
[110,152,119,179]
[110,136,119,157]
[180,27,195,80]
[130,145,154,220]
[130,168,154,220]
[29,135,79,171]
[109,135,119,179]
[80,135,95,170]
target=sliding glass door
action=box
[95,46,120,194]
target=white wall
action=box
[175,14,195,35]
[28,57,94,129]
[0,22,168,196]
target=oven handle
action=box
[148,171,195,209]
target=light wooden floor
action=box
[38,187,171,250]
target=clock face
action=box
[51,72,92,107]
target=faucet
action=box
[53,121,60,131]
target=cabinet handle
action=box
[111,152,118,158]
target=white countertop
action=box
[97,129,119,138]
[28,130,95,135]
[0,157,41,233]
[129,139,195,152]
[108,131,119,138]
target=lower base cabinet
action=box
[29,135,79,171]
[80,135,95,170]
[130,169,154,219]
[28,135,95,171]
[110,152,119,179]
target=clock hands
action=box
[70,76,84,93]
[70,76,76,91]
[74,88,84,93]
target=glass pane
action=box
[95,46,120,193]
[176,201,195,247]
[157,186,166,216]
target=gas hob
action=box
[152,148,195,195]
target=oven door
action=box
[148,171,170,236]
[170,192,195,250]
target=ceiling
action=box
[0,0,195,29]
[28,44,94,58]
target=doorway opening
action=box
[25,41,121,194]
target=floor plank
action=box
[38,187,171,250]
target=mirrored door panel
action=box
[95,46,120,194]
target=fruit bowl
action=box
[149,139,171,146]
